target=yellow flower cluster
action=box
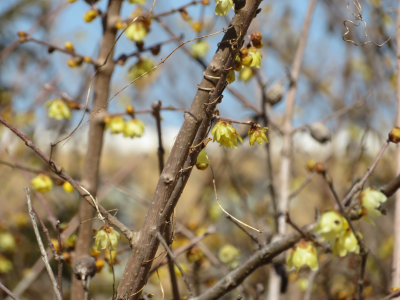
[248,125,268,146]
[31,174,53,193]
[286,240,318,272]
[218,244,240,268]
[215,0,233,16]
[211,121,243,149]
[128,57,155,82]
[45,99,71,120]
[314,210,360,257]
[360,187,387,225]
[93,226,120,251]
[105,116,145,138]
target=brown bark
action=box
[70,1,122,300]
[116,1,263,299]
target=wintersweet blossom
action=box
[360,187,387,224]
[125,22,147,42]
[191,40,209,58]
[128,57,154,81]
[123,119,145,138]
[239,68,253,82]
[212,121,243,149]
[332,221,360,257]
[45,99,71,120]
[215,0,233,16]
[93,226,120,251]
[248,125,268,146]
[314,210,343,245]
[286,240,318,272]
[84,10,98,23]
[218,244,240,268]
[227,69,236,84]
[106,116,125,134]
[31,174,53,193]
[196,148,210,170]
[248,47,262,68]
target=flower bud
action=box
[64,41,74,52]
[191,21,203,33]
[75,57,83,66]
[83,56,92,63]
[67,57,77,68]
[218,244,240,269]
[315,162,325,174]
[240,49,253,66]
[95,258,105,273]
[196,148,210,170]
[115,20,126,30]
[306,159,316,171]
[48,46,56,54]
[186,246,204,263]
[17,30,27,38]
[116,54,127,66]
[389,127,400,143]
[63,181,74,193]
[93,226,120,251]
[233,60,242,72]
[266,82,284,105]
[252,40,263,49]
[239,67,253,82]
[0,233,16,253]
[84,10,98,23]
[309,122,331,144]
[251,31,262,44]
[136,41,144,50]
[126,105,134,115]
[202,0,210,4]
[180,9,191,21]
[150,44,161,56]
[67,0,77,2]
[227,69,235,84]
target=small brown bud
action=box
[19,36,27,43]
[233,60,242,72]
[17,30,27,38]
[116,54,127,66]
[55,179,65,186]
[67,102,79,109]
[202,0,210,4]
[252,40,263,49]
[150,45,161,56]
[126,105,134,115]
[103,116,111,124]
[115,20,126,30]
[315,162,325,174]
[136,41,144,50]
[75,57,83,66]
[251,31,262,43]
[180,9,191,21]
[389,127,400,143]
[48,46,56,54]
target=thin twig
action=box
[25,188,63,300]
[0,281,21,300]
[380,289,400,300]
[226,216,263,249]
[357,252,368,300]
[289,172,315,199]
[156,232,195,297]
[56,221,64,296]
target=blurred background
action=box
[0,0,399,299]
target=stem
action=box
[0,281,21,300]
[70,1,122,300]
[25,188,63,300]
[269,1,318,299]
[152,100,180,300]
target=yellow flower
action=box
[63,181,74,193]
[129,0,146,3]
[83,10,98,23]
[128,57,154,81]
[0,256,13,274]
[332,218,361,257]
[192,40,209,58]
[248,47,262,68]
[65,234,77,249]
[211,121,243,149]
[360,187,387,224]
[196,148,210,170]
[95,258,105,273]
[248,125,268,146]
[389,127,400,143]
[104,249,118,264]
[45,99,71,120]
[64,41,74,51]
[0,233,16,252]
[125,22,147,42]
[215,0,233,16]
[239,67,253,82]
[186,246,204,263]
[191,21,203,33]
[93,226,120,251]
[286,240,318,272]
[106,116,125,134]
[227,69,235,84]
[31,174,53,193]
[123,119,145,138]
[218,244,240,268]
[314,210,344,245]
